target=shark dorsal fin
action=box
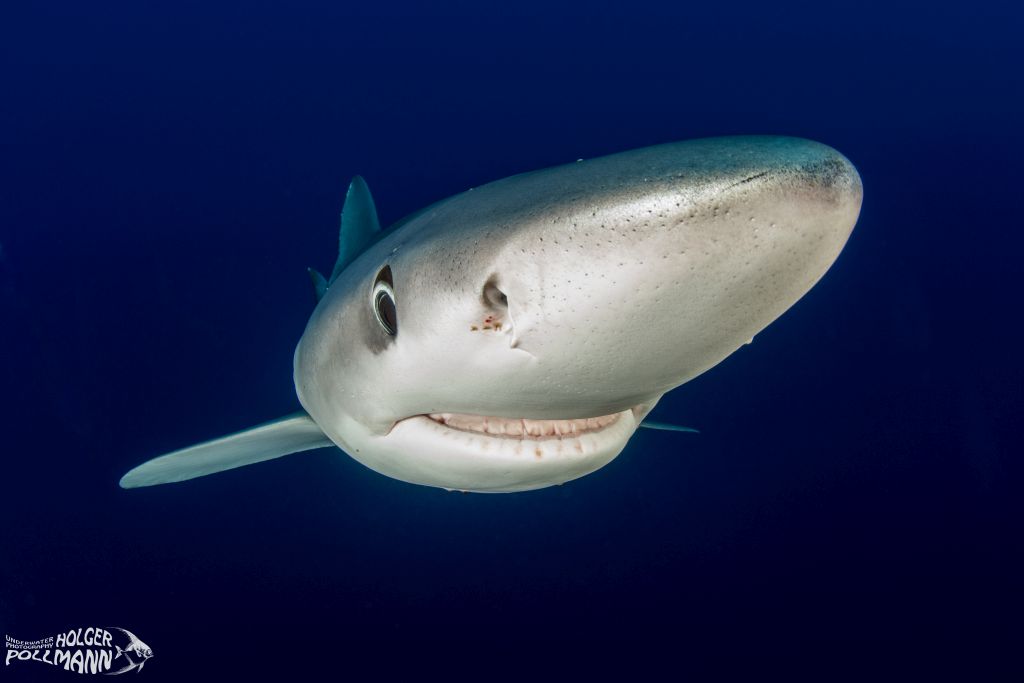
[307,176,382,302]
[330,176,381,284]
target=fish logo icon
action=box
[105,629,153,675]
[5,626,154,674]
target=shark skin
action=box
[120,136,862,493]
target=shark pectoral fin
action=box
[119,412,335,489]
[308,267,328,302]
[639,421,700,434]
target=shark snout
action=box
[752,145,863,228]
[493,138,862,406]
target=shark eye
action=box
[372,265,397,335]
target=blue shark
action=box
[120,136,862,493]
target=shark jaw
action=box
[334,405,650,493]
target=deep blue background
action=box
[2,0,1021,676]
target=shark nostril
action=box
[478,275,523,348]
[482,275,508,310]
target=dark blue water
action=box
[2,1,1021,676]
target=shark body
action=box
[120,136,862,493]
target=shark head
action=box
[293,136,862,492]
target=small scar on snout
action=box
[470,318,504,332]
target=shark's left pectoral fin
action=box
[308,267,328,302]
[119,412,334,488]
[639,421,700,434]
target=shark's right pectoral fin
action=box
[119,412,335,488]
[639,421,700,434]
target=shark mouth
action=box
[378,407,645,491]
[419,409,632,440]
